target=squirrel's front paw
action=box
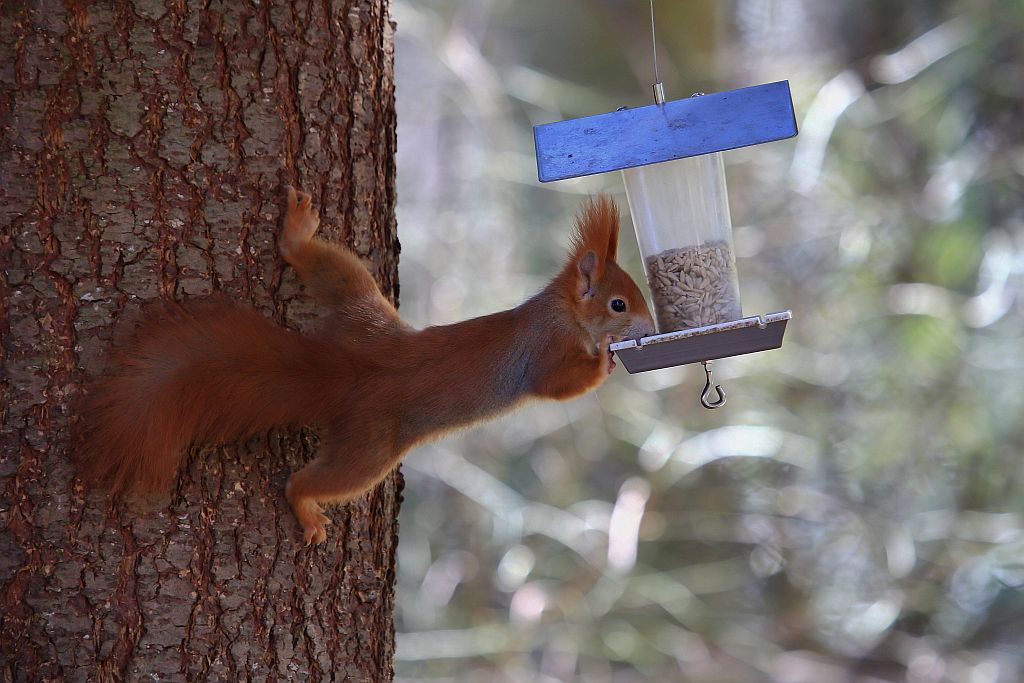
[281,186,321,260]
[602,335,616,375]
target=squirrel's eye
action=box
[610,298,627,313]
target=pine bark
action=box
[0,0,401,680]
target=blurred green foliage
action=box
[391,0,1024,681]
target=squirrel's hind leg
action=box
[285,434,405,545]
[286,477,333,546]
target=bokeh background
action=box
[389,1,1024,681]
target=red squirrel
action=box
[77,188,655,544]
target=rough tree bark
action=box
[1,0,401,680]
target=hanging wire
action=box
[649,0,666,103]
[649,0,660,83]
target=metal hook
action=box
[700,361,726,409]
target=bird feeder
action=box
[533,80,798,407]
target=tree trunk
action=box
[0,0,400,680]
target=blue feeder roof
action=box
[534,80,798,183]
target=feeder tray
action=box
[609,311,792,374]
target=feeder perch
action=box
[533,80,798,405]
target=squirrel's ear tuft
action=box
[570,195,620,267]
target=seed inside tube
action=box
[645,241,741,331]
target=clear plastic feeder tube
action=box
[622,153,742,332]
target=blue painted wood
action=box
[534,81,798,182]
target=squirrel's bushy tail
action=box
[76,368,191,495]
[75,299,337,495]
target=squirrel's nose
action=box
[628,318,656,340]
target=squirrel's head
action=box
[564,195,656,351]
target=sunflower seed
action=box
[645,241,741,331]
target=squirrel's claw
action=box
[303,525,327,546]
[280,186,321,261]
[299,506,332,546]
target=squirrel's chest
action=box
[532,350,605,401]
